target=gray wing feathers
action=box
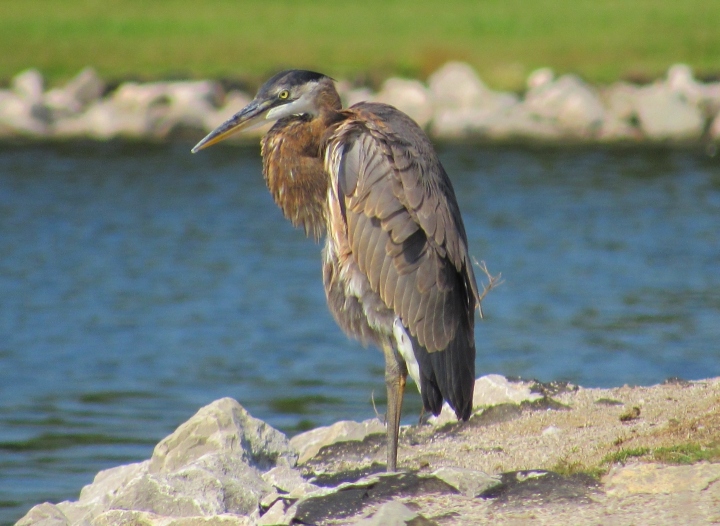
[334,111,477,353]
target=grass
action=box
[552,442,720,481]
[653,443,720,465]
[1,0,719,90]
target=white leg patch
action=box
[393,318,421,392]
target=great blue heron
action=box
[192,70,480,472]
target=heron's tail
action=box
[411,323,475,421]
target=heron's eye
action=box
[278,90,290,100]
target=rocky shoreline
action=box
[2,62,720,146]
[16,375,720,525]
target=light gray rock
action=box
[203,90,253,132]
[252,499,294,526]
[53,461,150,525]
[428,61,522,140]
[351,501,424,526]
[428,61,489,109]
[53,99,154,139]
[524,74,605,137]
[91,510,251,526]
[343,87,375,109]
[604,462,720,497]
[289,418,385,465]
[597,82,644,142]
[291,472,456,524]
[110,453,271,517]
[431,467,501,498]
[635,84,705,141]
[373,78,433,128]
[600,81,640,123]
[1,69,52,135]
[429,374,545,425]
[597,114,642,142]
[664,63,720,117]
[92,80,225,139]
[150,397,296,473]
[262,465,319,498]
[45,67,105,116]
[430,96,520,140]
[12,68,44,105]
[15,399,296,526]
[480,105,562,142]
[527,67,555,91]
[15,503,70,526]
[152,81,225,137]
[474,374,544,407]
[0,91,50,136]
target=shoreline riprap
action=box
[16,375,720,525]
[2,62,719,147]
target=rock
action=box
[597,114,642,142]
[604,462,720,497]
[432,467,500,498]
[262,465,319,498]
[428,61,489,109]
[15,503,69,526]
[53,461,150,524]
[351,501,432,526]
[150,397,296,473]
[45,67,105,116]
[292,472,457,525]
[203,90,253,133]
[527,68,555,91]
[635,84,704,141]
[479,470,599,504]
[429,374,546,426]
[474,374,544,407]
[597,82,645,142]
[342,87,374,108]
[1,68,52,135]
[155,81,225,138]
[373,78,433,128]
[254,499,294,526]
[428,61,522,140]
[91,510,251,526]
[429,96,521,140]
[12,68,44,104]
[53,99,154,139]
[524,74,605,137]
[481,105,562,142]
[664,63,720,118]
[600,82,640,123]
[14,399,298,526]
[0,91,50,136]
[110,454,271,517]
[290,418,385,465]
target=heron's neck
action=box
[261,114,338,241]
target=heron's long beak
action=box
[191,98,271,153]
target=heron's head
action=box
[192,69,335,153]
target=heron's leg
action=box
[382,340,407,472]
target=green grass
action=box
[653,443,720,465]
[602,447,651,465]
[1,0,719,89]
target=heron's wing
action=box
[328,103,479,354]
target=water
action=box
[1,141,719,523]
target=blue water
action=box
[1,141,719,523]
